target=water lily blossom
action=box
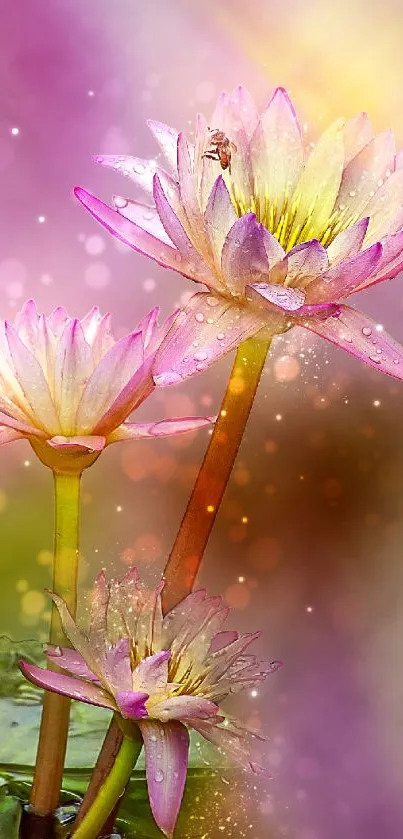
[0,300,212,468]
[20,568,280,837]
[76,85,403,384]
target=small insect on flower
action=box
[202,127,237,174]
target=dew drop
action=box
[206,296,219,307]
[154,371,183,386]
[194,350,208,361]
[150,734,157,742]
[113,196,128,210]
[349,190,357,198]
[342,333,352,343]
[369,354,382,363]
[362,326,372,337]
[154,769,164,783]
[217,332,225,340]
[195,312,204,323]
[174,253,182,263]
[133,162,146,174]
[393,358,400,365]
[173,771,179,780]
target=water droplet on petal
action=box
[195,312,204,323]
[194,350,208,362]
[174,253,182,263]
[113,196,129,210]
[154,371,183,386]
[154,768,164,783]
[362,327,372,337]
[217,332,225,340]
[150,734,157,742]
[206,296,219,307]
[369,354,382,363]
[349,190,357,198]
[133,162,146,174]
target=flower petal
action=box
[326,217,369,265]
[74,188,207,284]
[54,319,93,434]
[115,690,149,719]
[190,718,268,775]
[221,214,270,296]
[290,120,345,243]
[94,155,157,194]
[300,305,403,380]
[361,229,403,287]
[151,695,218,722]
[250,87,303,218]
[343,113,373,166]
[177,132,212,262]
[337,131,396,219]
[152,292,271,385]
[46,646,99,680]
[147,120,180,171]
[5,323,60,434]
[75,330,143,432]
[0,427,25,446]
[247,282,306,312]
[48,591,103,678]
[108,416,213,443]
[283,240,329,287]
[112,197,173,244]
[131,650,171,694]
[204,176,237,268]
[361,168,403,243]
[305,243,382,303]
[19,660,117,710]
[47,435,106,453]
[139,719,189,838]
[153,175,213,280]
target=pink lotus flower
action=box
[0,300,211,462]
[20,568,280,837]
[76,85,403,384]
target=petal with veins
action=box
[152,292,271,386]
[326,217,369,265]
[94,155,158,194]
[305,243,382,303]
[46,647,99,680]
[108,416,213,443]
[343,113,373,166]
[19,660,117,711]
[74,188,208,284]
[115,690,149,719]
[76,331,143,432]
[113,197,174,245]
[300,305,403,380]
[204,176,237,268]
[151,695,218,721]
[147,120,180,171]
[221,214,270,296]
[247,282,306,312]
[337,131,396,219]
[139,719,189,839]
[250,87,303,216]
[5,323,59,434]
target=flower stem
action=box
[71,724,143,839]
[162,334,271,612]
[30,470,82,816]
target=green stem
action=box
[162,334,271,612]
[30,470,82,816]
[71,726,142,839]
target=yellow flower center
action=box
[231,179,360,252]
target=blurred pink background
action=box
[2,1,403,836]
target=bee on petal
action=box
[202,127,237,174]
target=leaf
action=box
[0,794,21,839]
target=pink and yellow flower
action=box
[20,567,279,837]
[0,300,211,465]
[76,86,403,383]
